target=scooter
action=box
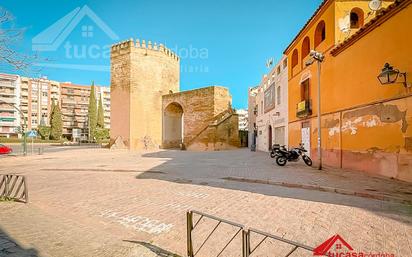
[275,143,312,166]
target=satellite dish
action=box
[369,0,382,11]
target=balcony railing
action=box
[296,99,312,118]
[0,97,16,103]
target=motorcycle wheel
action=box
[270,152,276,158]
[276,156,287,166]
[303,155,313,166]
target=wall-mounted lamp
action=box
[377,63,409,87]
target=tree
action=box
[88,82,97,140]
[95,128,110,143]
[50,101,62,140]
[49,100,55,125]
[0,7,42,72]
[37,125,51,140]
[97,95,104,128]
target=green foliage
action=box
[88,82,97,140]
[94,128,110,143]
[37,125,51,140]
[50,100,56,125]
[97,95,104,128]
[50,101,63,140]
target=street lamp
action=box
[305,50,325,170]
[0,100,27,155]
[377,63,408,87]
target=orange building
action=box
[284,0,412,181]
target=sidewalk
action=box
[222,150,412,205]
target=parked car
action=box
[0,144,12,155]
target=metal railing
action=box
[187,210,315,257]
[0,174,29,203]
[187,210,245,257]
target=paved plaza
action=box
[0,148,411,257]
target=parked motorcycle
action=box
[275,143,312,166]
[270,144,287,158]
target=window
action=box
[301,79,310,101]
[283,59,287,69]
[350,8,364,29]
[291,49,299,68]
[314,20,326,48]
[261,101,263,114]
[301,36,310,60]
[264,84,276,112]
[277,86,281,105]
[277,66,281,75]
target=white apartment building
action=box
[0,74,21,138]
[0,73,110,139]
[248,56,288,152]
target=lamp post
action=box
[305,50,325,170]
[0,100,27,156]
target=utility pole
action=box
[305,50,324,170]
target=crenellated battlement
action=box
[111,38,180,61]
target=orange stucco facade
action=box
[285,0,412,181]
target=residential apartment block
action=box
[20,77,60,131]
[60,83,110,140]
[0,73,110,140]
[248,56,288,152]
[0,74,21,137]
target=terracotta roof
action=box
[283,0,330,54]
[331,0,411,56]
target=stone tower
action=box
[110,39,180,149]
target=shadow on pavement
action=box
[136,149,412,224]
[0,227,39,257]
[123,240,181,257]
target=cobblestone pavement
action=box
[0,148,411,257]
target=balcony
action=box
[0,83,15,89]
[0,105,14,111]
[296,100,312,118]
[0,96,16,103]
[0,90,15,96]
[62,98,76,104]
[0,112,15,118]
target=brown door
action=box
[268,125,272,151]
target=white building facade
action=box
[249,56,288,152]
[0,74,21,138]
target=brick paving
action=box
[0,148,411,256]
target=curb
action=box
[222,177,412,205]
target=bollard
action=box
[38,147,43,155]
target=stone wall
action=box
[110,39,179,149]
[162,86,239,150]
[111,39,239,151]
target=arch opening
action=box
[301,36,311,61]
[292,49,299,68]
[350,8,364,28]
[163,102,184,149]
[314,20,326,48]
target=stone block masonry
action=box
[110,39,180,149]
[110,38,239,150]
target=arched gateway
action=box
[163,102,184,148]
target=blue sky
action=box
[1,0,322,109]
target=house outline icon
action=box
[313,234,354,256]
[32,5,119,51]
